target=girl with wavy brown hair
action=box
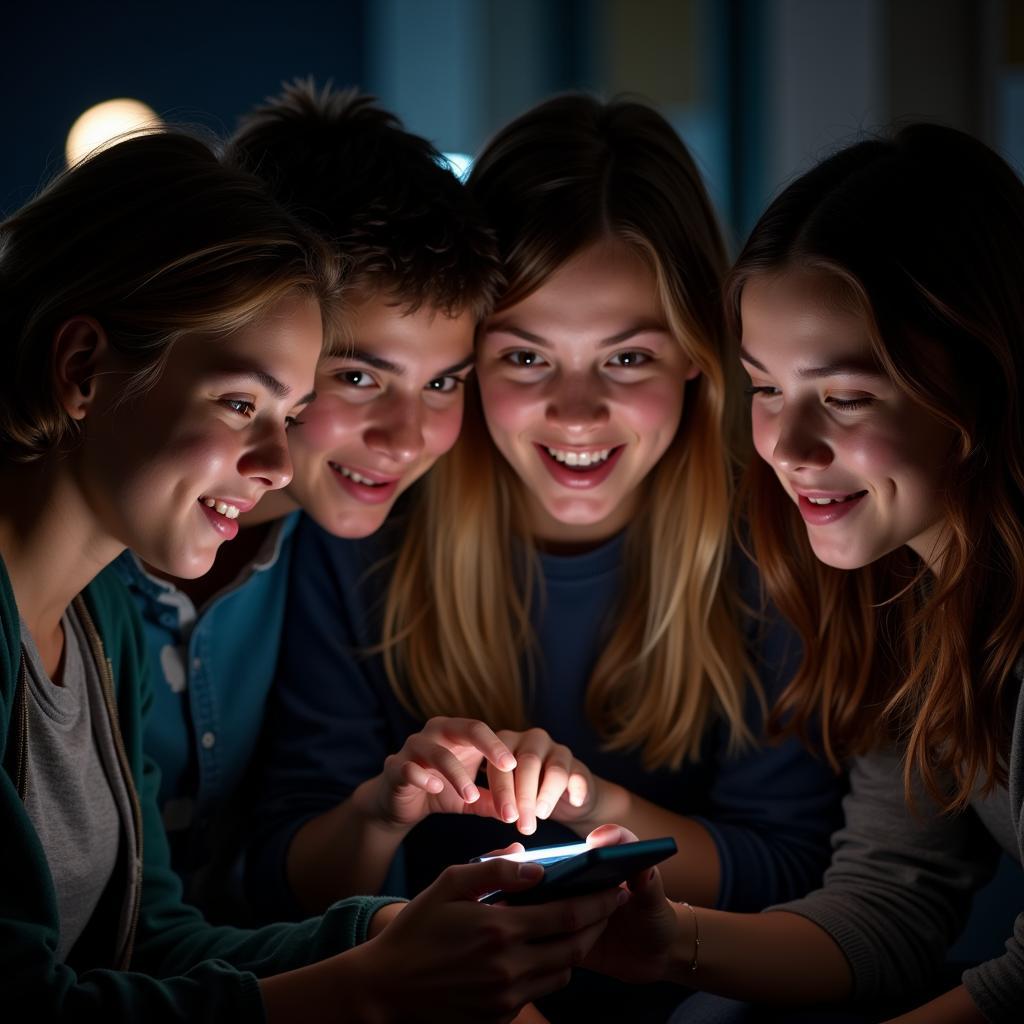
[566,123,1024,1024]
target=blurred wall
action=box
[1,0,1019,243]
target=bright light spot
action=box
[442,152,473,180]
[66,98,162,166]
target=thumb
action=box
[427,857,546,903]
[586,823,665,900]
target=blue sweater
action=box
[245,515,844,920]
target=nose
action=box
[364,393,425,466]
[544,371,609,434]
[771,406,832,472]
[240,420,293,491]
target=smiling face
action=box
[284,289,476,537]
[476,237,698,548]
[740,268,954,570]
[81,292,322,578]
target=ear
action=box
[683,360,702,382]
[52,316,110,421]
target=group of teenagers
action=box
[0,77,1021,1024]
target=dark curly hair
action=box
[224,78,502,320]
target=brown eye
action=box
[609,351,649,367]
[506,350,544,367]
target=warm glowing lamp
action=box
[65,98,162,166]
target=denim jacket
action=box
[112,511,299,918]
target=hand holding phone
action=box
[475,836,678,906]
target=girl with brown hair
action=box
[573,122,1024,1024]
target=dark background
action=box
[3,0,1022,242]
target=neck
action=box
[0,460,123,639]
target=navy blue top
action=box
[245,513,843,920]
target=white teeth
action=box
[201,497,240,519]
[546,447,612,467]
[332,463,385,487]
[807,495,853,505]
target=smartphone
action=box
[475,836,677,906]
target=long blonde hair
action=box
[382,96,754,770]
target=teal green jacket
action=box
[0,556,396,1022]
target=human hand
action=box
[360,853,626,1023]
[581,824,681,984]
[474,727,596,836]
[357,717,517,830]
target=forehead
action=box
[494,237,663,335]
[740,269,870,363]
[332,287,475,364]
[166,293,323,389]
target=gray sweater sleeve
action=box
[962,676,1024,1023]
[771,747,1000,1003]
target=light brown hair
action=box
[0,130,345,462]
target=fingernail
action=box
[521,821,536,835]
[499,754,517,772]
[617,888,629,905]
[502,803,518,822]
[647,869,656,882]
[535,801,551,819]
[462,784,479,803]
[518,862,544,881]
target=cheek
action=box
[422,403,464,459]
[478,377,538,441]
[750,406,776,464]
[842,426,912,479]
[291,394,364,453]
[618,379,685,439]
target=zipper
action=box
[74,595,143,970]
[11,651,28,801]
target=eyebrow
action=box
[739,346,884,379]
[218,365,315,406]
[345,348,475,378]
[483,322,670,349]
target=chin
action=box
[315,505,391,541]
[140,538,219,580]
[546,499,616,525]
[806,537,875,572]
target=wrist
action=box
[666,901,699,984]
[350,776,411,836]
[367,900,406,939]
